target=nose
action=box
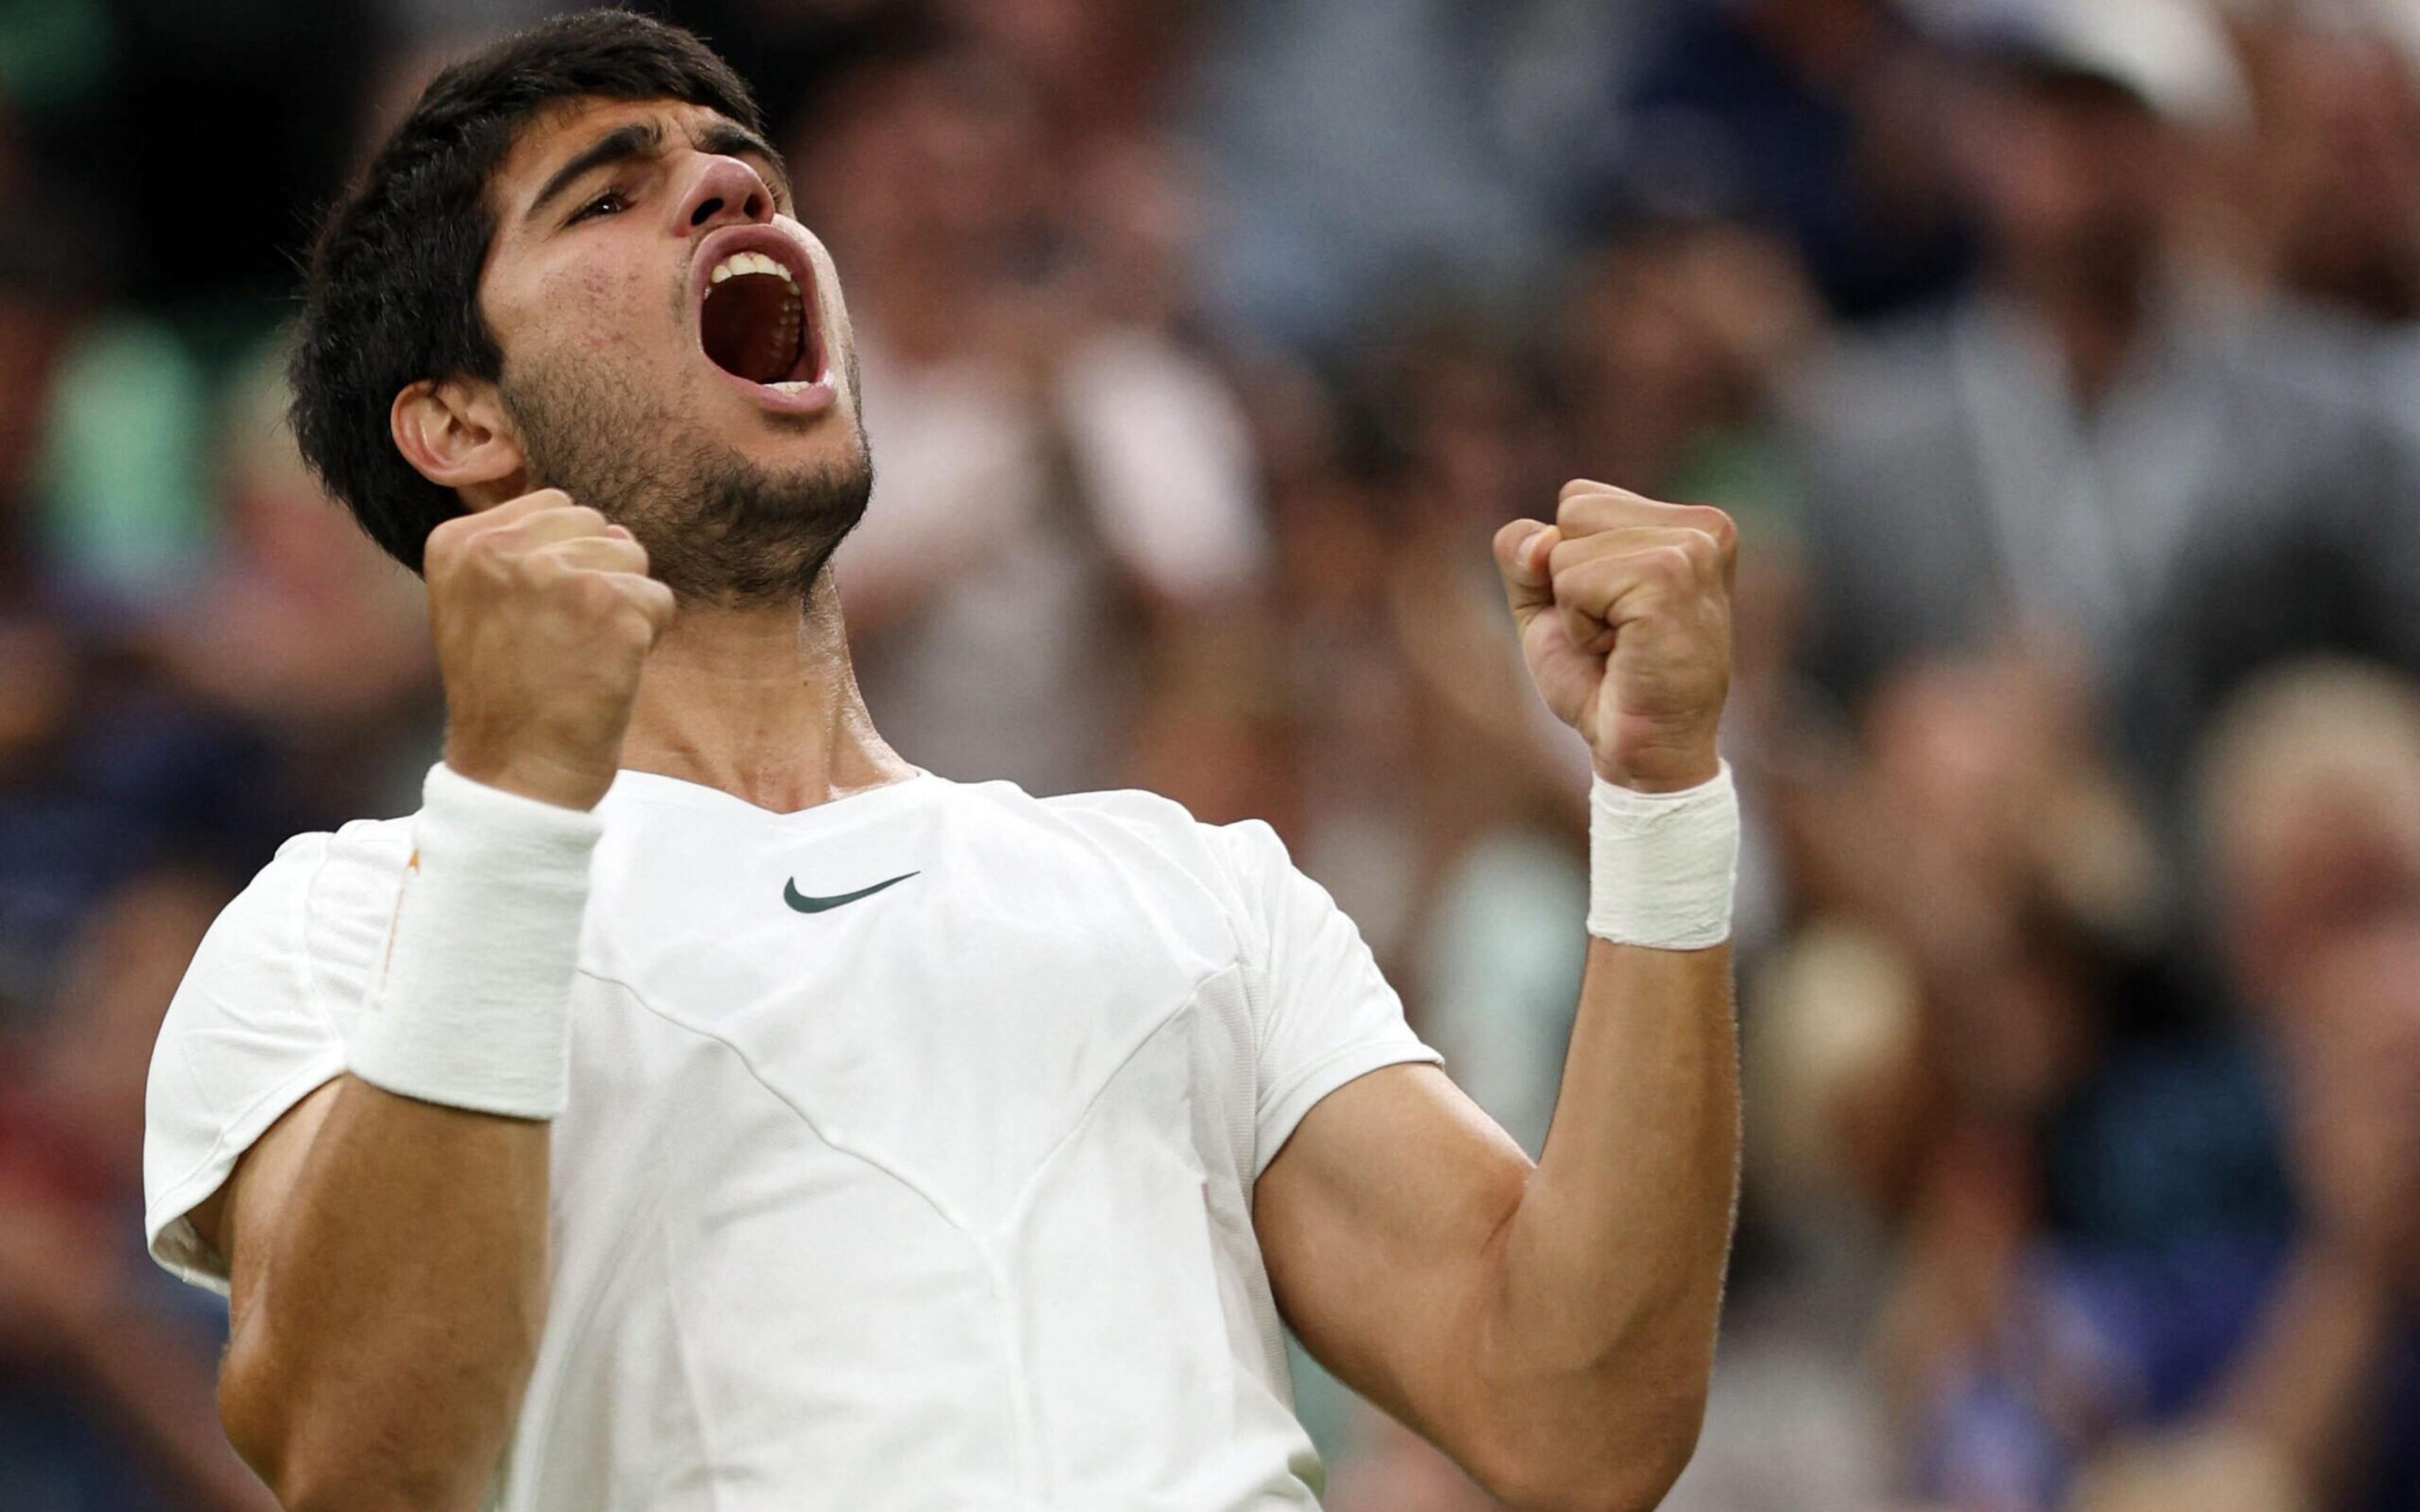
[674,153,775,235]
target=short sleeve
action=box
[1213,819,1441,1177]
[143,821,406,1291]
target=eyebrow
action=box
[525,116,793,223]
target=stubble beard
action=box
[500,350,873,608]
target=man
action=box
[1786,0,2410,775]
[141,14,1743,1511]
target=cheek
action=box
[496,254,677,373]
[580,261,675,357]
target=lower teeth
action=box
[768,379,809,393]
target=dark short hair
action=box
[289,9,764,573]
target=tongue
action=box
[701,273,800,385]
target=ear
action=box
[391,378,527,510]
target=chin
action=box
[713,401,863,471]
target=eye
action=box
[570,188,630,224]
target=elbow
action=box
[221,1352,475,1512]
[1475,1379,1711,1512]
[219,1348,296,1503]
[242,1445,467,1512]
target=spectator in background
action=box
[2155,661,2420,1512]
[942,0,1194,149]
[1596,0,1973,321]
[2227,0,2420,324]
[0,219,287,1034]
[2250,5,2420,398]
[1861,661,2420,1512]
[812,11,1265,797]
[1786,0,2411,787]
[1749,643,2205,1509]
[141,336,439,825]
[0,227,76,609]
[1555,219,1820,513]
[1187,0,1641,347]
[0,866,275,1512]
[2123,1,2420,815]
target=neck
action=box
[617,571,914,813]
[1997,252,2152,408]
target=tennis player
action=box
[142,13,1743,1511]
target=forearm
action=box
[223,1077,550,1511]
[1478,939,1740,1492]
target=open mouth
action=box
[697,243,822,392]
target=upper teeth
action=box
[709,251,796,285]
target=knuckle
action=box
[1560,563,1614,609]
[619,581,677,634]
[468,516,524,553]
[517,550,570,592]
[1689,505,1739,551]
[463,528,522,581]
[614,601,662,644]
[423,515,473,564]
[567,572,621,614]
[1653,542,1698,582]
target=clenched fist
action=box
[425,489,677,810]
[1495,481,1736,793]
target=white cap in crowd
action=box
[1906,0,2252,129]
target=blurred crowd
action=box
[1,0,2417,1509]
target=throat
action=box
[616,581,914,815]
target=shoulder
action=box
[182,816,409,966]
[146,815,408,1290]
[153,811,413,1097]
[1037,785,1286,878]
[1029,786,1308,960]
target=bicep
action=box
[1252,1062,1533,1441]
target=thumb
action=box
[1492,520,1559,633]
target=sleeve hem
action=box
[145,1050,349,1294]
[1253,1036,1443,1182]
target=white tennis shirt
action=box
[143,769,1441,1510]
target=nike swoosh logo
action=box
[783,871,918,914]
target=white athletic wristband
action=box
[1587,763,1740,950]
[347,762,602,1120]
